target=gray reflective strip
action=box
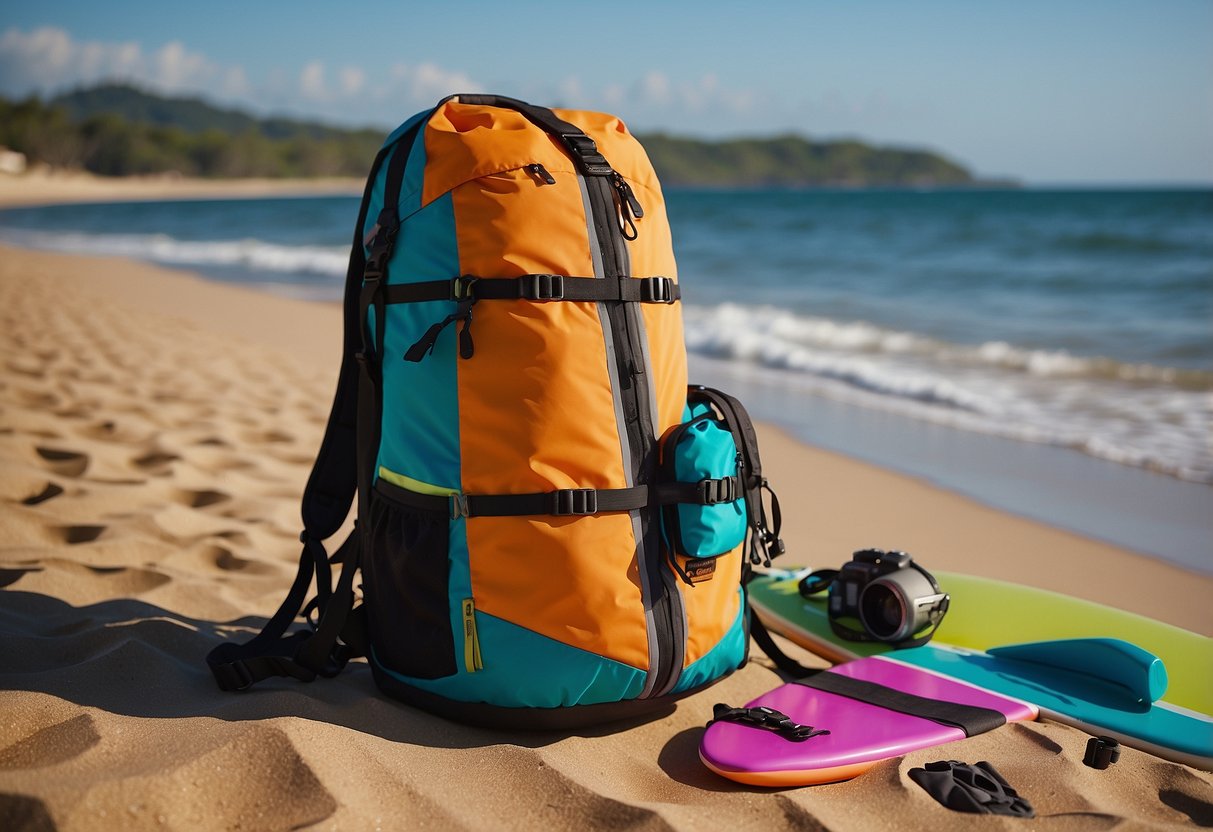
[578,174,661,698]
[614,193,685,697]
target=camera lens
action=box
[859,582,906,640]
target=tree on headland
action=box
[0,84,998,187]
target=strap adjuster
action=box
[452,275,479,300]
[561,133,613,176]
[640,276,675,303]
[699,477,737,505]
[551,488,598,516]
[450,493,470,519]
[525,273,565,301]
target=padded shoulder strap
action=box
[298,144,392,538]
[206,118,425,692]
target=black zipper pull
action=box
[526,163,556,185]
[611,172,644,240]
[612,173,644,218]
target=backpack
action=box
[206,94,784,728]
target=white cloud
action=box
[338,66,365,97]
[387,62,481,101]
[0,26,242,99]
[299,61,327,100]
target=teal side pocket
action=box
[660,414,747,584]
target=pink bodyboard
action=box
[700,656,1037,786]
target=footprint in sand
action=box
[207,544,274,575]
[34,446,89,478]
[20,482,64,506]
[0,713,100,770]
[132,450,181,474]
[55,524,107,545]
[0,566,44,588]
[172,488,231,509]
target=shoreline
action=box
[0,170,362,209]
[2,242,1210,830]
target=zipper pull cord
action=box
[526,163,556,185]
[611,173,644,241]
[403,285,479,362]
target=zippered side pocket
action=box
[658,414,747,585]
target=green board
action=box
[748,569,1212,715]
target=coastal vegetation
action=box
[0,84,987,186]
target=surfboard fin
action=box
[986,638,1168,704]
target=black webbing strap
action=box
[795,672,1008,737]
[206,116,429,694]
[747,608,822,679]
[440,93,615,177]
[374,476,740,520]
[382,274,680,305]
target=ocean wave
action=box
[683,303,1213,484]
[0,229,349,278]
[683,303,1211,389]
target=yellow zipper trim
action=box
[461,598,483,673]
[377,465,457,497]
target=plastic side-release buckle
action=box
[525,273,565,301]
[561,133,613,176]
[699,477,738,505]
[551,488,598,516]
[641,276,675,303]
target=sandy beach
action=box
[1,175,1211,830]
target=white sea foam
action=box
[0,230,350,278]
[683,303,1213,484]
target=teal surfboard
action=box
[749,569,1213,769]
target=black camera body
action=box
[827,548,949,645]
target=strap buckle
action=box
[699,477,737,505]
[640,276,675,303]
[450,493,470,519]
[524,273,565,301]
[452,275,479,300]
[561,133,613,176]
[362,209,399,283]
[551,488,598,516]
[709,704,829,742]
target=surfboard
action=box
[749,569,1213,714]
[700,654,1038,786]
[748,570,1213,769]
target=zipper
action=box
[580,170,685,698]
[526,163,556,185]
[462,598,483,672]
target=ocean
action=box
[2,188,1210,570]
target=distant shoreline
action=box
[0,170,362,210]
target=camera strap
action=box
[798,563,950,650]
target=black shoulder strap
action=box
[688,385,784,565]
[206,118,425,692]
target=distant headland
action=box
[0,84,1015,188]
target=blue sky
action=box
[2,1,1211,184]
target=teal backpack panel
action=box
[374,191,462,492]
[374,609,648,709]
[672,597,748,694]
